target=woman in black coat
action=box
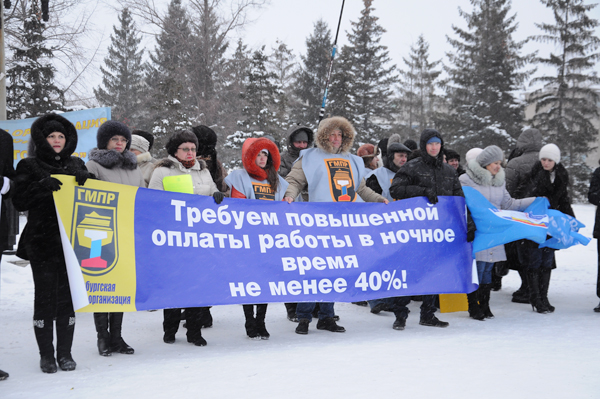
[516,144,574,314]
[13,113,93,373]
[588,162,600,312]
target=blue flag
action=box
[540,210,591,249]
[463,187,549,256]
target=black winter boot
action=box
[255,304,270,340]
[94,313,111,356]
[467,289,485,321]
[527,269,550,314]
[295,318,309,334]
[491,271,502,291]
[392,315,406,330]
[185,308,207,346]
[243,305,260,339]
[316,317,345,332]
[480,284,495,319]
[512,270,530,304]
[0,369,8,380]
[34,318,57,373]
[539,268,555,313]
[199,306,213,328]
[109,313,134,354]
[284,303,298,322]
[419,315,449,328]
[56,315,76,371]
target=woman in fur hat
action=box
[86,121,144,357]
[130,132,157,188]
[191,125,229,193]
[515,143,574,314]
[460,145,535,320]
[13,113,94,373]
[149,129,223,347]
[224,137,288,339]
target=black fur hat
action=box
[97,120,132,150]
[166,129,199,157]
[132,129,154,151]
[30,113,78,163]
[191,125,217,158]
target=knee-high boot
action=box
[56,315,76,371]
[527,269,549,314]
[467,289,485,321]
[480,284,495,319]
[539,268,555,313]
[198,306,213,328]
[284,303,298,322]
[109,313,134,354]
[94,313,111,356]
[184,308,207,346]
[34,318,57,373]
[255,304,269,339]
[243,305,259,339]
[512,269,530,303]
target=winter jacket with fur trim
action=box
[460,160,535,262]
[86,149,145,187]
[516,161,574,217]
[279,125,314,178]
[149,155,218,196]
[136,151,157,188]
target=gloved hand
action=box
[213,191,224,204]
[467,229,475,242]
[75,170,90,186]
[40,177,63,192]
[424,187,438,204]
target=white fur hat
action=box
[539,143,561,164]
[465,148,483,163]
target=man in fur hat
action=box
[357,143,380,171]
[284,116,388,335]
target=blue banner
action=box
[133,190,475,310]
[0,107,111,168]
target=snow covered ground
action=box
[1,205,599,399]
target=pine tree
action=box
[292,19,332,127]
[440,0,533,155]
[528,0,599,199]
[397,34,441,135]
[268,39,297,138]
[144,0,195,156]
[329,0,397,146]
[7,0,64,119]
[94,7,145,126]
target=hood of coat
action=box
[419,128,444,167]
[136,151,153,165]
[30,113,78,164]
[155,155,207,172]
[465,159,506,187]
[516,128,542,154]
[89,148,138,170]
[242,137,280,181]
[315,116,355,154]
[285,124,314,157]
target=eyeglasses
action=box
[110,137,128,144]
[178,147,197,153]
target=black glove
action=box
[40,177,63,192]
[467,229,475,242]
[213,191,224,204]
[424,187,438,204]
[75,170,90,186]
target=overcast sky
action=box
[90,0,600,96]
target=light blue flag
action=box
[462,187,549,257]
[540,210,591,249]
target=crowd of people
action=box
[0,112,598,378]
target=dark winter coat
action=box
[0,130,15,250]
[279,125,314,178]
[390,129,464,200]
[588,167,600,238]
[13,114,94,262]
[517,161,574,217]
[505,129,543,195]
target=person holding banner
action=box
[149,129,223,346]
[0,129,15,380]
[515,144,574,314]
[283,116,388,335]
[86,120,144,356]
[459,145,535,320]
[13,113,94,373]
[389,128,471,328]
[225,137,288,339]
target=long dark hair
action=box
[264,153,279,193]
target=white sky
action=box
[87,0,600,98]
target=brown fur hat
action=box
[315,116,355,154]
[242,137,281,181]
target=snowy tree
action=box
[329,0,397,146]
[94,7,145,126]
[528,0,599,198]
[268,39,298,137]
[144,0,195,155]
[439,0,533,155]
[397,34,441,137]
[7,0,64,119]
[292,19,332,128]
